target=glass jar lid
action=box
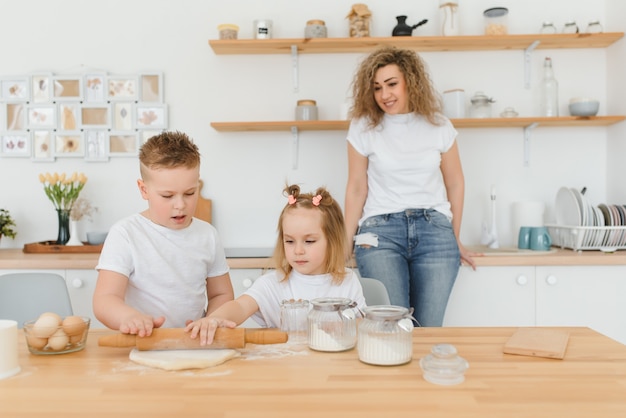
[310,297,355,311]
[362,305,410,321]
[470,91,495,104]
[420,343,469,385]
[483,7,508,18]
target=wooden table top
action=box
[2,327,626,417]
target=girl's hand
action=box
[184,317,237,346]
[119,314,165,337]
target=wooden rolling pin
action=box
[98,328,288,350]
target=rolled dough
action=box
[129,348,240,371]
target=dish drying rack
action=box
[546,224,626,251]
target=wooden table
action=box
[2,327,626,417]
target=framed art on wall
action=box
[84,130,109,162]
[52,76,82,101]
[83,73,106,102]
[109,131,138,156]
[1,133,30,157]
[136,103,167,129]
[108,76,138,101]
[140,73,163,102]
[31,73,52,103]
[32,130,55,161]
[112,102,133,130]
[0,77,29,102]
[4,103,26,131]
[54,132,84,157]
[81,104,110,129]
[58,103,81,131]
[27,104,56,129]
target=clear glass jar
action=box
[308,297,357,352]
[469,91,495,118]
[280,299,310,344]
[357,305,414,366]
[483,7,508,35]
[540,21,557,34]
[586,20,603,34]
[420,343,469,385]
[562,20,579,34]
[295,99,318,120]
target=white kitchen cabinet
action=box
[64,269,105,328]
[536,266,626,345]
[443,265,535,326]
[228,268,264,328]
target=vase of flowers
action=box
[39,172,88,245]
[67,197,98,246]
[0,208,17,244]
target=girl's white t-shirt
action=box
[244,268,366,328]
[347,113,457,225]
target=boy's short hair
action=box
[139,131,200,178]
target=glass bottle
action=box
[540,57,559,117]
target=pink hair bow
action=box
[312,194,322,206]
[288,194,297,205]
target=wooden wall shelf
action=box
[210,116,626,132]
[209,33,624,55]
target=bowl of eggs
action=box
[23,313,90,355]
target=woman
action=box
[344,47,477,327]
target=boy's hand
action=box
[185,317,237,346]
[119,315,165,337]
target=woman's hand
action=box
[458,242,482,270]
[184,317,237,346]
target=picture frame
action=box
[52,76,82,101]
[84,130,109,162]
[31,73,52,103]
[58,102,81,131]
[83,73,106,102]
[108,131,139,156]
[53,132,84,157]
[32,130,55,161]
[112,102,133,131]
[135,103,167,129]
[139,73,163,102]
[0,77,29,102]
[0,132,30,157]
[4,103,27,131]
[27,104,56,129]
[80,103,110,129]
[107,75,138,101]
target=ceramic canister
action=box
[254,19,273,39]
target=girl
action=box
[186,184,366,346]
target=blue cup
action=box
[529,226,552,251]
[518,226,532,249]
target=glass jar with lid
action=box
[308,297,358,352]
[469,91,495,118]
[305,20,327,38]
[357,305,415,366]
[540,21,557,34]
[483,7,508,35]
[586,20,603,33]
[562,20,579,34]
[420,343,469,385]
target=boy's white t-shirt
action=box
[347,113,457,225]
[244,268,366,328]
[96,213,230,328]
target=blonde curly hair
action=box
[350,46,443,128]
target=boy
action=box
[93,131,234,337]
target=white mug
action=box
[0,320,20,380]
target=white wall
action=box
[0,0,622,250]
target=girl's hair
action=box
[350,46,443,128]
[139,131,200,179]
[274,184,347,284]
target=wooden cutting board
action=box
[194,180,212,223]
[503,328,570,359]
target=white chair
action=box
[359,277,391,306]
[0,272,73,328]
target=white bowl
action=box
[568,99,599,116]
[86,231,108,245]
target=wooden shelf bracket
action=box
[524,40,540,89]
[523,122,538,167]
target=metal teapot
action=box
[392,15,428,36]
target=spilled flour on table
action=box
[239,342,310,361]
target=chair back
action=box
[359,277,391,306]
[0,272,73,328]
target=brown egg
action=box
[26,334,48,350]
[47,329,69,351]
[69,334,83,344]
[62,316,87,337]
[39,312,62,324]
[32,314,61,338]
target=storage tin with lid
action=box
[483,7,508,35]
[253,19,273,39]
[295,99,318,120]
[305,20,327,38]
[469,91,495,118]
[357,305,415,366]
[308,297,358,352]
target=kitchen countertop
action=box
[2,247,626,270]
[2,326,626,417]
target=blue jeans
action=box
[354,209,460,327]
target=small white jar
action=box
[253,19,273,39]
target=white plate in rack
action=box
[555,187,581,226]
